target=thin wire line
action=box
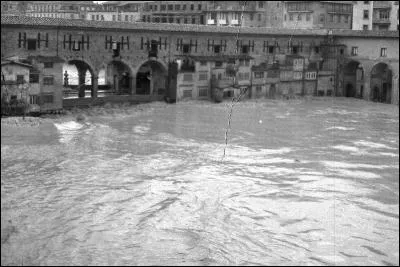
[221,1,247,162]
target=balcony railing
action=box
[373,1,391,9]
[373,17,391,24]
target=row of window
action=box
[143,15,200,24]
[149,3,201,12]
[29,93,53,104]
[351,47,387,57]
[285,13,350,24]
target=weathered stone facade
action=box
[1,16,399,106]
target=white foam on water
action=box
[354,141,394,150]
[132,125,151,134]
[378,152,398,157]
[322,161,390,169]
[331,145,360,153]
[334,169,381,179]
[326,126,355,131]
[54,121,84,132]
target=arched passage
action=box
[343,60,365,98]
[106,60,133,95]
[63,60,96,98]
[136,60,167,99]
[370,63,392,104]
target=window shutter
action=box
[45,33,49,48]
[37,33,41,48]
[164,38,167,50]
[141,37,144,50]
[18,32,22,48]
[23,33,26,48]
[195,39,198,52]
[86,35,89,50]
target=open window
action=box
[27,39,37,50]
[214,45,221,53]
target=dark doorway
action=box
[269,84,276,99]
[345,83,355,97]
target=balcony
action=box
[373,1,391,9]
[207,19,215,25]
[218,19,227,25]
[373,17,391,24]
[231,19,239,25]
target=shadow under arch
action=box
[370,62,393,104]
[63,59,97,98]
[135,59,168,100]
[342,60,365,99]
[105,60,134,95]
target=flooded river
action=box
[1,98,399,266]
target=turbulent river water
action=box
[1,98,399,266]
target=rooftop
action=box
[1,15,399,38]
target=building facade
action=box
[352,1,399,31]
[282,1,354,29]
[1,16,398,109]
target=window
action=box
[169,17,174,23]
[289,14,293,21]
[182,44,190,53]
[183,90,192,98]
[29,95,39,105]
[43,76,54,85]
[183,74,193,82]
[42,93,53,103]
[191,4,194,10]
[175,4,180,10]
[200,61,207,66]
[29,72,39,83]
[92,15,95,20]
[258,14,262,21]
[351,46,358,56]
[380,48,387,57]
[198,4,202,10]
[244,72,250,80]
[198,87,208,97]
[363,10,369,19]
[319,14,325,23]
[363,25,368,30]
[268,46,274,54]
[16,75,24,84]
[217,73,222,80]
[215,61,223,67]
[161,5,166,11]
[27,39,36,50]
[254,71,264,78]
[256,86,262,94]
[182,4,186,10]
[198,72,208,80]
[192,17,196,24]
[364,1,369,4]
[344,15,348,23]
[168,4,173,10]
[112,15,116,21]
[242,45,249,54]
[259,1,264,8]
[154,5,158,11]
[125,15,128,21]
[306,14,310,21]
[214,45,221,53]
[298,14,302,21]
[250,13,254,21]
[44,62,53,68]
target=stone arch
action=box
[62,58,98,98]
[370,62,393,104]
[134,59,168,99]
[342,60,365,99]
[105,60,135,95]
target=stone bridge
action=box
[1,16,399,104]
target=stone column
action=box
[78,68,87,98]
[91,75,98,98]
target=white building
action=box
[352,1,399,31]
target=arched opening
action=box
[343,60,364,99]
[106,61,133,95]
[62,60,95,99]
[269,84,276,99]
[136,60,167,99]
[370,63,392,104]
